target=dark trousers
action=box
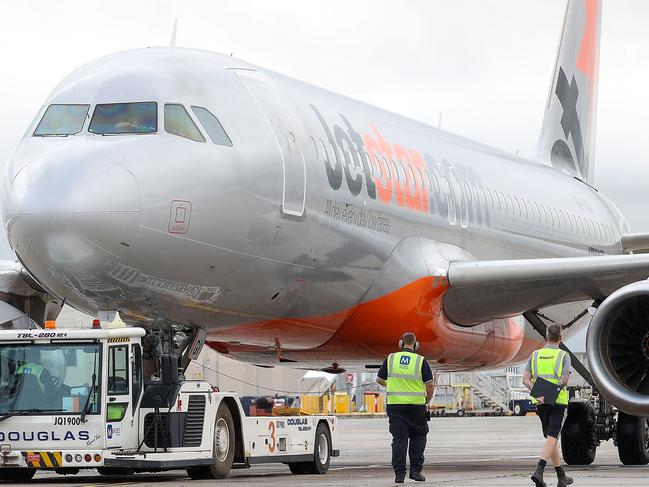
[387,405,428,475]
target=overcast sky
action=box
[1,1,648,351]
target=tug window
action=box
[165,104,205,142]
[89,102,157,135]
[107,345,129,395]
[191,106,232,146]
[34,104,89,136]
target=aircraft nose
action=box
[4,151,141,266]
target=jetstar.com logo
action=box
[311,105,489,229]
[311,105,428,213]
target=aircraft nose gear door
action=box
[235,72,306,218]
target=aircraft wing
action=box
[444,253,649,326]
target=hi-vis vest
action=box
[530,347,569,406]
[16,363,46,391]
[386,351,426,405]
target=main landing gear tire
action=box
[561,400,597,465]
[187,402,236,479]
[0,468,36,482]
[288,422,331,475]
[616,412,649,465]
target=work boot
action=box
[409,472,426,482]
[556,466,574,486]
[531,464,547,487]
[394,472,405,483]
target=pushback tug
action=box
[0,320,338,481]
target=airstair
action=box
[299,371,335,414]
[453,371,511,413]
[431,371,512,415]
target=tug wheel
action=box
[0,468,36,482]
[187,401,235,479]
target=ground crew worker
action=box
[523,323,574,487]
[16,350,60,391]
[14,350,61,409]
[377,332,434,483]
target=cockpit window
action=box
[191,106,233,146]
[33,104,89,136]
[164,104,205,142]
[89,102,157,135]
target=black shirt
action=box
[377,350,434,383]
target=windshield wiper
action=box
[0,408,66,423]
[80,357,98,423]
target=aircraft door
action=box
[235,72,306,217]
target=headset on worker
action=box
[398,332,420,353]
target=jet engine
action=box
[0,261,63,328]
[587,280,649,416]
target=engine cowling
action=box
[587,281,649,416]
[0,261,62,328]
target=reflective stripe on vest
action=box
[386,351,426,405]
[530,347,568,406]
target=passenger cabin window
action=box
[165,104,204,142]
[34,104,89,136]
[311,137,318,159]
[383,158,391,180]
[89,102,157,135]
[423,170,431,190]
[373,153,382,178]
[191,106,232,146]
[408,166,415,188]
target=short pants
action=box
[536,404,567,438]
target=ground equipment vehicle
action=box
[0,324,338,481]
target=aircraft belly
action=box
[215,275,527,369]
[207,237,526,369]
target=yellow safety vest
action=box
[530,347,569,406]
[16,363,45,391]
[386,351,426,405]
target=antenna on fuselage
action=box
[169,19,178,48]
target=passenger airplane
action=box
[2,0,649,459]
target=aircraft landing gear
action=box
[525,310,649,466]
[616,412,649,465]
[560,386,649,466]
[561,400,598,465]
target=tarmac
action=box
[6,416,647,486]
